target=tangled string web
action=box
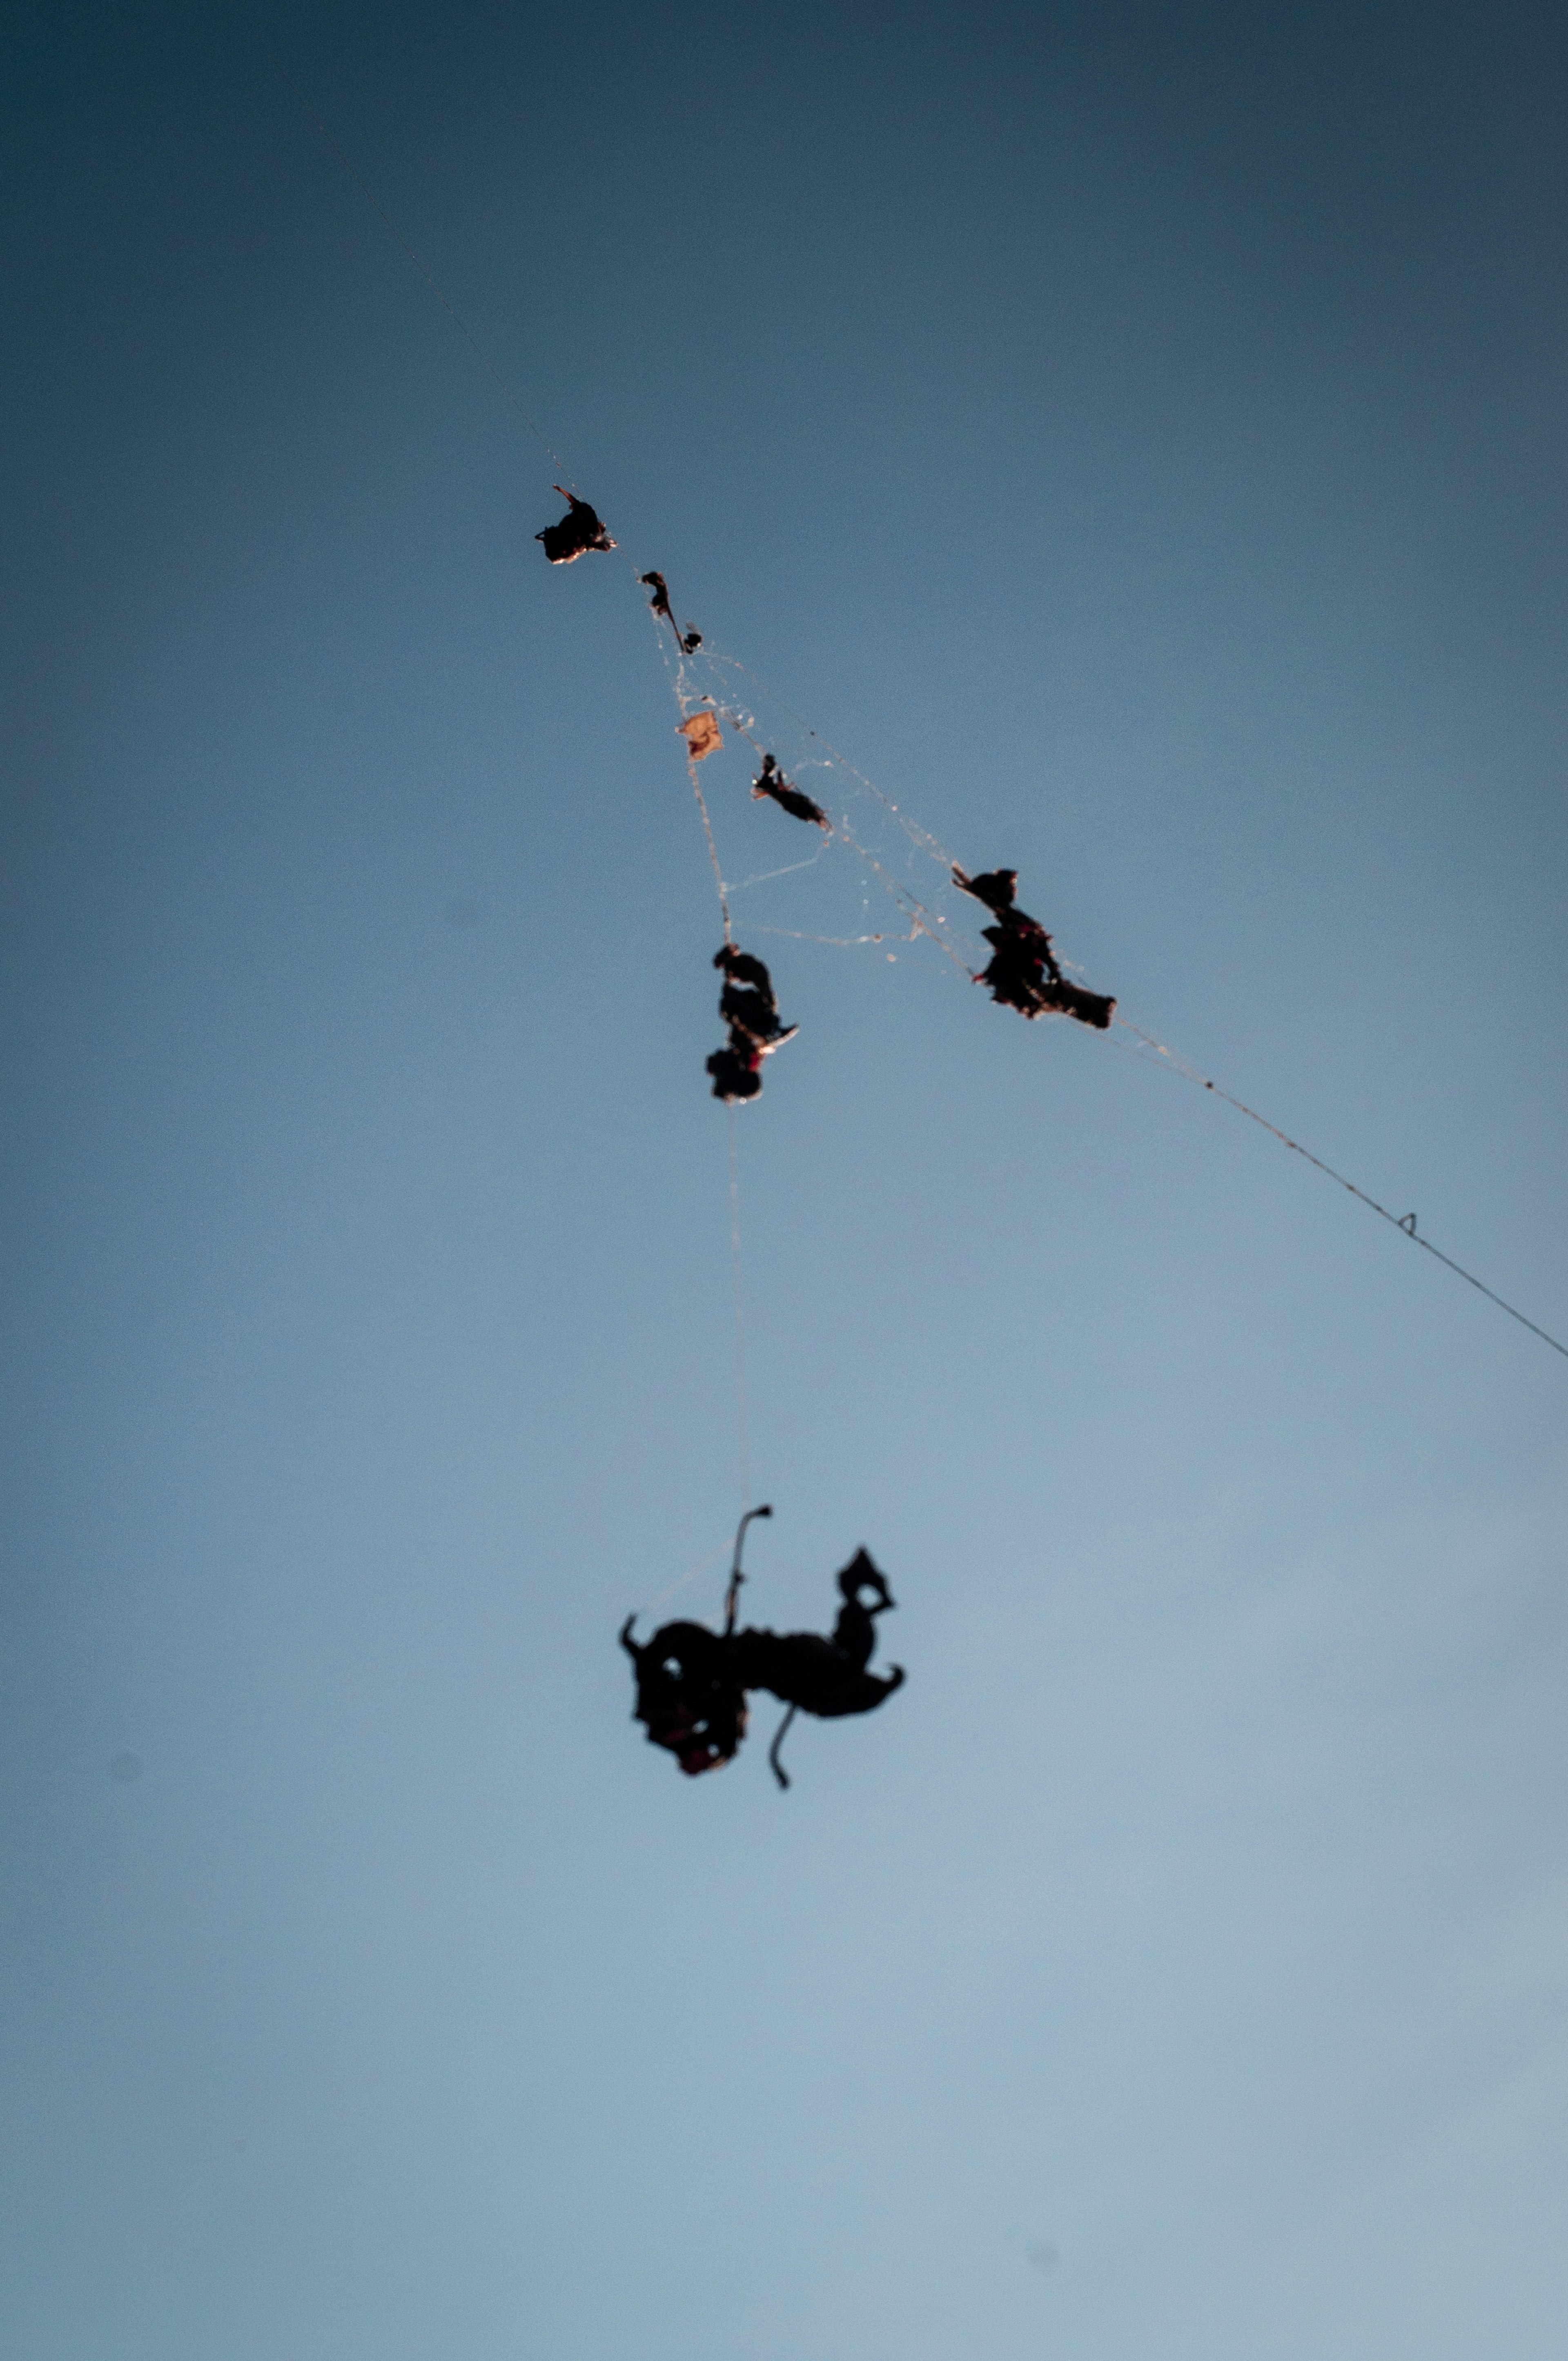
[652,627,997,985]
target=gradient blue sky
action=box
[3,5,1566,2357]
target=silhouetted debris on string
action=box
[751,752,829,830]
[641,570,703,654]
[706,1039,763,1102]
[706,942,797,1103]
[619,1616,748,1775]
[535,488,616,564]
[621,1545,903,1783]
[678,710,723,761]
[952,865,1116,1029]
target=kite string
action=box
[728,1108,751,1511]
[633,594,760,1514]
[687,756,733,944]
[644,618,752,1503]
[704,694,979,977]
[637,1539,731,1620]
[640,599,736,946]
[721,846,832,894]
[1112,1015,1568,1360]
[830,817,978,978]
[704,648,964,876]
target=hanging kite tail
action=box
[769,1704,797,1790]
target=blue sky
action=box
[3,5,1566,2357]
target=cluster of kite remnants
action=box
[533,490,1120,1120]
[527,479,1568,1780]
[621,1510,902,1788]
[265,82,1568,1811]
[531,488,1126,1784]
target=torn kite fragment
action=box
[535,488,615,564]
[952,866,1116,1029]
[706,942,797,1103]
[751,752,829,830]
[678,711,724,761]
[620,1544,903,1782]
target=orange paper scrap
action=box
[678,711,723,761]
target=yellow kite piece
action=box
[678,711,724,761]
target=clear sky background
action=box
[3,4,1566,2356]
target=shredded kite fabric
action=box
[953,865,1116,1028]
[536,488,616,564]
[621,1534,903,1785]
[752,751,830,830]
[678,710,723,761]
[707,942,797,1103]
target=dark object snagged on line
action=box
[952,864,1115,1029]
[535,488,616,564]
[621,1544,903,1785]
[707,941,796,1104]
[751,752,829,830]
[640,569,703,654]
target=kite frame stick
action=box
[723,1503,773,1635]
